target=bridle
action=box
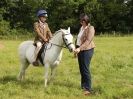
[62,33,73,49]
[48,31,74,49]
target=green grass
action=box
[0,36,133,99]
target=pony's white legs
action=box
[49,51,62,82]
[50,66,57,81]
[44,63,50,87]
[17,61,29,81]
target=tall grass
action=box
[0,36,133,99]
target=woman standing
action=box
[74,13,96,95]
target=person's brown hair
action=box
[80,13,90,24]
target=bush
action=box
[0,20,11,35]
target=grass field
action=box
[0,36,133,99]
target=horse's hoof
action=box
[17,77,21,81]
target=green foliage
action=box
[0,20,33,36]
[0,20,11,35]
[0,0,133,35]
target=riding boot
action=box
[33,46,41,66]
[33,59,39,66]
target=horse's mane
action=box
[53,30,62,36]
[52,29,70,37]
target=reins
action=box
[48,42,67,48]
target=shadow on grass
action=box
[0,75,17,83]
[0,75,78,88]
[0,75,104,96]
[51,80,80,90]
[0,75,44,88]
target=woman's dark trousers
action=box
[78,48,94,91]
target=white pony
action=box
[17,27,75,87]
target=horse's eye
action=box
[65,39,67,41]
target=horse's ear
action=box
[68,27,70,33]
[60,29,63,32]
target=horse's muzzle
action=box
[68,44,75,52]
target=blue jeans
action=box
[78,48,94,91]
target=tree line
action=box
[0,0,133,35]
